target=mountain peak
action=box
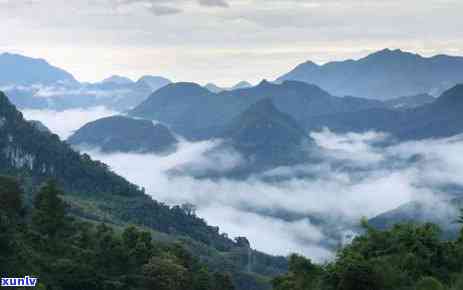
[102,75,134,85]
[231,81,253,90]
[364,48,420,61]
[224,98,309,167]
[136,75,171,90]
[226,98,306,144]
[277,48,463,99]
[0,52,76,86]
[257,79,274,87]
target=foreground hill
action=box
[273,220,463,290]
[277,49,463,99]
[0,177,236,290]
[0,91,141,196]
[68,116,178,154]
[0,91,287,290]
[129,80,383,140]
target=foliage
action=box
[0,92,288,290]
[0,178,236,290]
[273,220,463,290]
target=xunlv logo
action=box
[1,276,38,287]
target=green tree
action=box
[0,175,23,215]
[143,255,188,290]
[32,180,66,237]
[457,208,463,243]
[451,274,463,290]
[213,272,235,290]
[415,277,444,290]
[193,267,212,290]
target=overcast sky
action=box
[1,0,463,85]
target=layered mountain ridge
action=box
[277,48,463,99]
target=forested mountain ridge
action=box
[0,91,141,196]
[0,91,288,290]
[0,176,236,290]
[129,80,384,140]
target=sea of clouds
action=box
[21,108,463,262]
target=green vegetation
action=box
[0,91,288,290]
[0,176,235,290]
[273,217,463,290]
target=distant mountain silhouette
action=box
[277,49,463,99]
[0,53,171,111]
[231,81,253,90]
[204,81,253,93]
[305,84,463,140]
[68,116,177,153]
[0,52,77,86]
[136,75,171,91]
[204,83,224,93]
[102,75,134,85]
[130,80,383,140]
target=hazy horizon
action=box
[1,0,463,86]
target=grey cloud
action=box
[198,0,229,7]
[116,0,229,15]
[148,4,182,15]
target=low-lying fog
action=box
[22,108,463,262]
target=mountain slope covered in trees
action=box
[0,176,236,290]
[0,91,288,290]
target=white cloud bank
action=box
[21,107,118,139]
[17,108,463,261]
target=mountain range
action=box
[0,52,77,86]
[0,53,171,110]
[4,49,463,275]
[129,80,384,140]
[304,84,463,140]
[277,49,463,99]
[0,90,287,290]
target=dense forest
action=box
[0,175,236,290]
[272,218,463,290]
[0,91,288,290]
